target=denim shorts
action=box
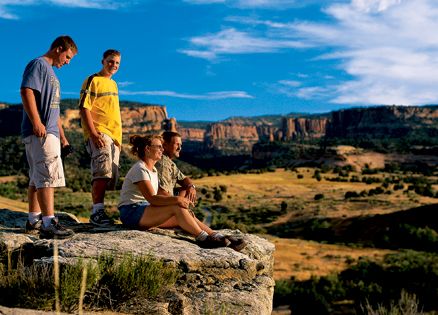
[118,202,148,228]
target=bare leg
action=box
[159,214,214,235]
[139,205,203,236]
[92,179,109,204]
[36,187,54,216]
[28,186,41,214]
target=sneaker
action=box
[40,218,75,239]
[225,235,247,252]
[90,208,114,227]
[197,235,229,249]
[25,215,42,235]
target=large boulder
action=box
[0,209,275,314]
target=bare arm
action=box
[177,177,197,202]
[157,187,171,196]
[79,107,105,148]
[137,180,193,208]
[57,118,69,147]
[20,88,46,137]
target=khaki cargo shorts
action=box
[23,134,65,189]
[86,133,120,190]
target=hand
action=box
[91,132,105,149]
[33,121,46,137]
[185,186,197,203]
[61,137,69,148]
[61,144,74,159]
[177,196,194,209]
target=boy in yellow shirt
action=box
[79,49,122,226]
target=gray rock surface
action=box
[0,209,275,314]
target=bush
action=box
[282,251,438,314]
[219,185,227,193]
[280,201,288,212]
[0,253,180,312]
[345,191,360,199]
[314,194,325,201]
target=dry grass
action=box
[194,169,435,281]
[194,168,437,219]
[0,195,27,212]
[266,236,394,281]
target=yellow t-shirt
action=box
[78,74,122,146]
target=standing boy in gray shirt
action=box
[21,35,77,239]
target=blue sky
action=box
[1,0,437,121]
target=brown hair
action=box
[129,134,162,159]
[103,49,121,59]
[161,131,181,144]
[50,35,78,54]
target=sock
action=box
[92,203,104,214]
[28,212,42,224]
[42,215,56,228]
[195,231,208,241]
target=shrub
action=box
[0,253,180,312]
[361,290,424,315]
[314,194,325,201]
[219,185,227,193]
[345,191,360,199]
[280,201,288,212]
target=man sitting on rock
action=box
[156,131,246,251]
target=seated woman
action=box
[119,134,241,249]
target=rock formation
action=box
[0,209,275,315]
[326,105,438,138]
[1,102,436,157]
[281,117,328,141]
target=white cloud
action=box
[278,80,301,87]
[183,0,226,3]
[352,0,401,13]
[183,0,318,9]
[289,0,438,105]
[181,28,308,60]
[275,79,332,100]
[0,0,127,19]
[119,89,253,100]
[117,81,134,88]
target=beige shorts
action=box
[23,134,65,189]
[86,133,120,190]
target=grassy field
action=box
[267,235,393,281]
[1,167,437,282]
[194,168,437,219]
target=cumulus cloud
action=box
[211,0,438,106]
[119,89,253,100]
[291,0,438,105]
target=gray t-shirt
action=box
[119,160,159,207]
[21,57,61,138]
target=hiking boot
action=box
[197,235,229,249]
[25,215,42,235]
[225,235,247,252]
[89,208,114,227]
[40,218,74,239]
